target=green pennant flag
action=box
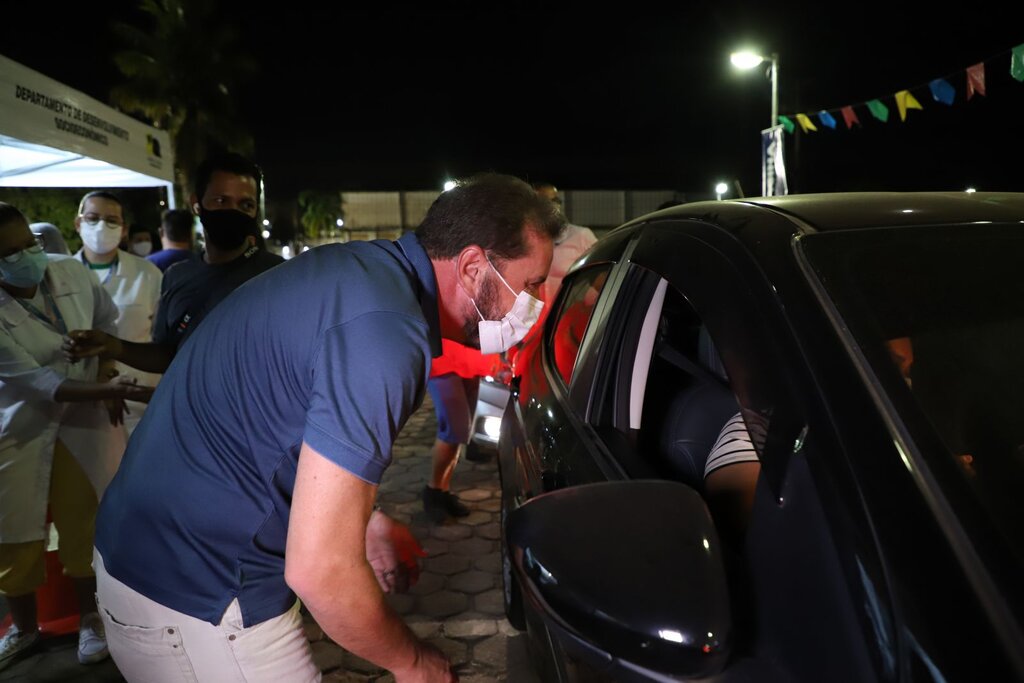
[1012,43,1024,82]
[777,115,796,134]
[867,99,889,122]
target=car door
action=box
[500,259,619,513]
[617,218,885,682]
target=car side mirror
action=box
[507,480,732,679]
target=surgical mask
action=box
[470,259,544,354]
[199,208,257,251]
[130,241,153,257]
[79,219,122,255]
[0,247,48,288]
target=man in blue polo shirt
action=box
[91,173,561,682]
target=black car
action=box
[498,192,1024,682]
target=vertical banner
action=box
[761,125,789,196]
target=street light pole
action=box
[730,50,779,127]
[769,52,779,128]
[731,48,788,196]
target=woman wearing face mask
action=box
[0,202,152,672]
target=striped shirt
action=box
[704,412,761,478]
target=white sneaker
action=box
[0,624,40,671]
[78,612,109,664]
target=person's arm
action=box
[286,442,454,682]
[62,329,176,374]
[53,376,152,404]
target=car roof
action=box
[581,192,1024,270]
[647,191,1024,234]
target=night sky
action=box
[4,2,1024,202]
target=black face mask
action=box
[199,208,257,251]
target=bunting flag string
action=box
[779,42,1024,134]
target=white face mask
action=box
[470,258,544,354]
[130,241,153,257]
[79,220,122,255]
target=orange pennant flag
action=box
[895,90,923,121]
[796,113,818,133]
[967,63,986,99]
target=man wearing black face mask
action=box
[63,153,284,373]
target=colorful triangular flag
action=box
[967,62,986,99]
[841,106,860,129]
[777,115,796,134]
[817,110,837,129]
[1011,43,1024,82]
[866,99,889,122]
[796,113,818,132]
[929,78,955,105]
[895,90,923,121]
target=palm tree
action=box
[110,0,257,203]
[298,190,342,240]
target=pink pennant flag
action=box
[967,63,986,100]
[841,106,860,129]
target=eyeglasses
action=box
[1,238,45,264]
[80,213,124,228]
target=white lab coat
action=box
[0,255,125,543]
[74,248,163,416]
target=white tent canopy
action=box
[0,54,175,203]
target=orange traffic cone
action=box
[0,516,81,638]
[36,546,81,637]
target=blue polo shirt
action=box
[96,232,442,626]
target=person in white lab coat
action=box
[72,191,162,430]
[0,203,152,672]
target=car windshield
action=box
[800,223,1024,565]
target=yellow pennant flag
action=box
[796,113,818,133]
[895,90,923,121]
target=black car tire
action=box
[500,504,527,630]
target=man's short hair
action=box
[161,209,195,243]
[193,152,263,204]
[416,173,564,262]
[77,190,124,217]
[0,202,28,230]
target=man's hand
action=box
[494,363,513,386]
[116,376,155,403]
[104,398,126,426]
[63,329,122,363]
[393,641,459,683]
[366,509,427,594]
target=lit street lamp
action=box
[730,50,779,127]
[715,182,728,201]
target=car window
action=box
[631,277,757,488]
[545,265,612,387]
[801,224,1024,564]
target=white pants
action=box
[94,549,320,682]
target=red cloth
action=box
[430,339,504,379]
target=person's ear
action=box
[189,194,201,215]
[455,245,487,296]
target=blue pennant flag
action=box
[817,110,837,129]
[929,78,955,105]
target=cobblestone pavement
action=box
[2,396,540,682]
[307,395,539,682]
